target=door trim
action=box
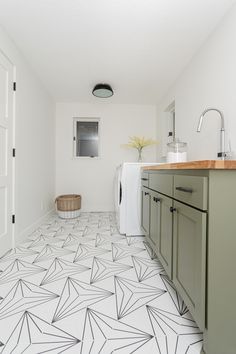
[0,48,16,254]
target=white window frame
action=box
[73,117,101,159]
[161,101,175,158]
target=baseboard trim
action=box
[14,209,55,247]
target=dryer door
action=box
[114,166,121,211]
[114,165,122,229]
[119,181,122,205]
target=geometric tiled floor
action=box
[0,212,203,353]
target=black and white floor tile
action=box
[0,212,203,353]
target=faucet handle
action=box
[224,151,234,160]
[217,152,226,158]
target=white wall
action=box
[156,5,236,161]
[0,26,55,244]
[56,102,157,211]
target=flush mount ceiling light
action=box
[92,83,113,98]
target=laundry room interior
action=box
[0,1,236,353]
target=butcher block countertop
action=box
[143,160,236,170]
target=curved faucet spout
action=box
[197,108,225,131]
[197,108,225,160]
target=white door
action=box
[0,51,14,254]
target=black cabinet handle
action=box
[141,178,148,181]
[144,192,149,196]
[170,206,177,213]
[153,197,161,203]
[175,186,193,193]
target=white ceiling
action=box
[0,0,235,104]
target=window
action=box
[73,118,100,158]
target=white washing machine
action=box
[114,162,159,236]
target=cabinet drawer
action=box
[141,172,149,187]
[174,175,208,210]
[149,173,173,196]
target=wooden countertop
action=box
[143,160,236,170]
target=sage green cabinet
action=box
[157,194,173,278]
[173,200,206,330]
[141,168,236,354]
[143,172,207,327]
[141,187,150,236]
[149,190,160,249]
[148,190,173,278]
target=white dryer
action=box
[114,162,158,236]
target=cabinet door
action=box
[141,187,150,236]
[149,191,161,251]
[173,201,206,330]
[158,194,173,278]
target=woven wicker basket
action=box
[55,195,81,218]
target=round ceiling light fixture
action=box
[92,83,113,98]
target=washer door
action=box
[119,182,122,205]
